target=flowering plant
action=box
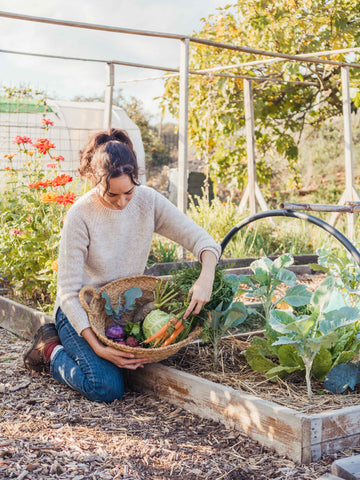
[0,119,78,310]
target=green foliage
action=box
[238,253,312,321]
[202,301,249,369]
[187,193,241,244]
[171,264,241,312]
[162,0,360,191]
[242,257,360,397]
[0,102,80,309]
[147,235,179,265]
[186,196,332,258]
[312,246,360,308]
[124,321,144,342]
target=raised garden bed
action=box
[2,256,359,465]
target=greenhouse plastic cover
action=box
[0,99,146,184]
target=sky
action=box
[0,0,235,123]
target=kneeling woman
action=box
[24,129,221,403]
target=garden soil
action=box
[1,326,354,480]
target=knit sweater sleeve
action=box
[153,191,221,261]
[56,206,91,335]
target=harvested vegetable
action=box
[105,325,125,341]
[102,287,143,342]
[162,321,185,347]
[171,264,241,312]
[142,310,173,344]
[125,336,139,347]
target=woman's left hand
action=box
[183,250,217,319]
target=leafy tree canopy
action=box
[162,0,360,191]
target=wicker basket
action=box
[79,275,201,363]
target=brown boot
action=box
[24,323,60,373]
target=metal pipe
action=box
[178,38,189,215]
[0,49,317,84]
[1,11,359,69]
[195,47,360,74]
[103,62,114,132]
[0,11,186,40]
[244,79,257,215]
[189,37,360,70]
[220,209,360,267]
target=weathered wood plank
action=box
[127,363,305,462]
[0,295,52,340]
[332,454,360,480]
[144,254,319,276]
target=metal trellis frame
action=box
[0,10,359,224]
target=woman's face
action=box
[98,175,136,210]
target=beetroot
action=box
[125,336,139,347]
[115,340,126,345]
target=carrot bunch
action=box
[143,317,185,347]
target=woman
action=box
[24,129,221,403]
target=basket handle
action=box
[79,285,98,316]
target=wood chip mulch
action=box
[2,327,355,480]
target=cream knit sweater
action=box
[54,185,221,335]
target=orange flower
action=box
[4,153,16,160]
[41,191,58,203]
[5,166,12,171]
[51,174,72,187]
[29,179,52,189]
[53,155,64,162]
[13,136,32,145]
[47,163,57,168]
[42,118,54,127]
[32,138,55,155]
[52,260,58,272]
[26,151,35,156]
[55,192,76,205]
[26,161,32,166]
[308,242,312,247]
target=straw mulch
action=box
[1,326,354,480]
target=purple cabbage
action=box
[105,325,125,341]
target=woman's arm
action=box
[183,250,218,319]
[81,327,148,370]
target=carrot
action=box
[162,324,185,347]
[143,317,177,344]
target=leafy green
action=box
[324,362,360,394]
[202,301,248,369]
[101,287,142,324]
[171,264,241,312]
[241,254,360,397]
[124,321,144,342]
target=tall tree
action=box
[162,0,360,190]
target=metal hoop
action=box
[220,209,360,267]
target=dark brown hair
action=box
[79,128,140,192]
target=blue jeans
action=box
[50,308,125,403]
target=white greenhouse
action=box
[0,99,146,184]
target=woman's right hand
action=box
[97,344,148,370]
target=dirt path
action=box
[1,327,354,480]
